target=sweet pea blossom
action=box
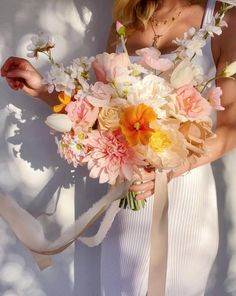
[136,47,173,71]
[86,82,114,107]
[208,87,225,110]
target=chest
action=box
[125,4,220,64]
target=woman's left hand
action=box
[129,168,155,200]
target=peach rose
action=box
[98,106,120,131]
[176,84,212,120]
[179,120,215,158]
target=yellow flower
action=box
[53,92,71,113]
[120,103,156,146]
[150,129,171,153]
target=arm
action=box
[1,57,61,107]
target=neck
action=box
[157,0,191,11]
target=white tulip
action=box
[45,114,72,132]
[222,61,236,77]
[170,59,195,89]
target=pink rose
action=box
[92,52,130,83]
[208,87,225,111]
[86,81,114,107]
[65,100,99,130]
[136,47,173,72]
[176,84,212,119]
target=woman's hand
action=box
[129,168,155,200]
[1,56,46,97]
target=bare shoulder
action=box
[106,23,118,53]
[215,6,236,69]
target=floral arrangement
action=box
[27,2,236,211]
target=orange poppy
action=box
[120,103,156,146]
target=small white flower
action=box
[185,36,206,58]
[27,32,55,58]
[43,64,75,96]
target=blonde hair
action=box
[113,0,158,35]
[113,0,204,35]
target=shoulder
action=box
[215,5,236,69]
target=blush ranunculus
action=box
[176,84,212,120]
[65,100,99,130]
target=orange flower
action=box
[120,103,156,146]
[53,92,71,113]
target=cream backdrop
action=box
[0,1,235,296]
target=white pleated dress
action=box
[100,1,219,295]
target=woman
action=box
[1,0,236,295]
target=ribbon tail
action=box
[79,200,121,247]
[148,171,169,296]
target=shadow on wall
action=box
[0,0,113,295]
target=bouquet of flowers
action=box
[27,2,236,211]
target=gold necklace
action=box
[150,4,189,49]
[150,8,182,27]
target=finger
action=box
[6,78,24,91]
[1,57,27,76]
[134,169,155,182]
[6,69,32,81]
[129,180,154,192]
[136,190,153,200]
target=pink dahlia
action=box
[83,131,142,185]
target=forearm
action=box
[37,85,61,108]
[173,124,236,178]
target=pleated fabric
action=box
[100,1,219,295]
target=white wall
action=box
[0,1,235,296]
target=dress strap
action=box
[201,0,217,28]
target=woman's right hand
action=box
[1,56,46,97]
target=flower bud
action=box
[45,114,72,132]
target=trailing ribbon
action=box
[0,181,129,269]
[148,171,169,296]
[0,172,169,294]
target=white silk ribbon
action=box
[0,172,169,294]
[0,181,128,269]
